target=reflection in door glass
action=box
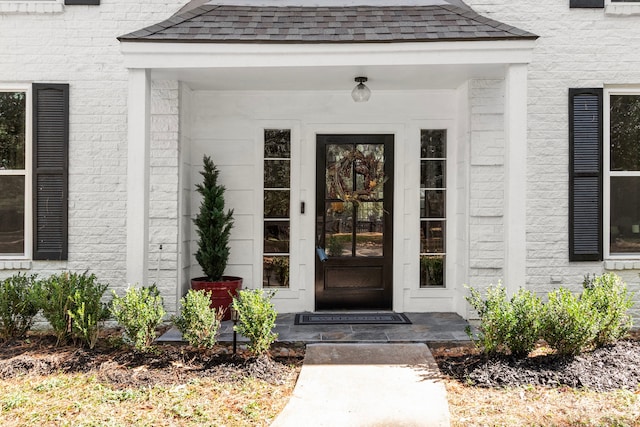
[356,202,384,257]
[326,145,353,199]
[355,144,385,200]
[325,202,353,257]
[322,142,386,258]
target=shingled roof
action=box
[119,2,537,43]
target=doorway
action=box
[315,134,394,310]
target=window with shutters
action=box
[0,83,68,261]
[0,88,29,258]
[605,89,640,257]
[569,89,603,261]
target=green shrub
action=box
[582,273,634,347]
[0,273,39,341]
[111,285,166,351]
[35,271,77,345]
[35,271,109,347]
[67,274,109,349]
[232,289,278,356]
[466,284,543,357]
[541,288,598,356]
[506,288,544,357]
[172,289,222,349]
[465,284,511,355]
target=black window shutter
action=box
[569,88,603,261]
[32,83,69,261]
[64,0,100,5]
[570,0,604,8]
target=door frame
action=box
[314,134,394,310]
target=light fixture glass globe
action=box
[351,77,371,102]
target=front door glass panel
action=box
[316,135,393,310]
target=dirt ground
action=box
[3,330,638,392]
[430,330,640,392]
[0,330,304,390]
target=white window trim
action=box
[0,84,32,261]
[603,87,640,260]
[257,122,300,297]
[606,0,640,16]
[419,129,448,288]
[409,120,456,297]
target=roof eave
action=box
[119,38,538,70]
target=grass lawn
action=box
[432,336,640,427]
[445,379,640,427]
[0,331,300,427]
[0,372,295,427]
[2,332,640,426]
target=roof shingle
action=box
[119,4,537,43]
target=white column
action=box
[504,63,528,296]
[126,69,151,286]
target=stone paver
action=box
[158,312,474,344]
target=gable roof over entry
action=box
[119,0,536,44]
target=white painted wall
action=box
[467,0,640,318]
[187,89,472,313]
[4,0,638,319]
[0,1,185,311]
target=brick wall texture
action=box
[0,1,185,311]
[467,0,640,319]
[1,0,640,318]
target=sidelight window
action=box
[263,129,291,287]
[420,129,446,287]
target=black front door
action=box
[315,134,394,310]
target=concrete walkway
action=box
[271,343,450,427]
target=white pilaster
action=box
[126,69,151,286]
[504,63,528,295]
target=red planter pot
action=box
[191,276,243,321]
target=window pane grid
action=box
[0,91,27,256]
[608,94,640,255]
[420,130,446,288]
[264,129,291,288]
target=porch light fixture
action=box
[351,77,371,102]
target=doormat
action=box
[294,313,412,325]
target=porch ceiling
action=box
[152,62,505,91]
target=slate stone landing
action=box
[158,312,474,344]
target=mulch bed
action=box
[0,331,304,389]
[433,339,640,392]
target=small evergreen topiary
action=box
[193,155,234,281]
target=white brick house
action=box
[1,0,639,320]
